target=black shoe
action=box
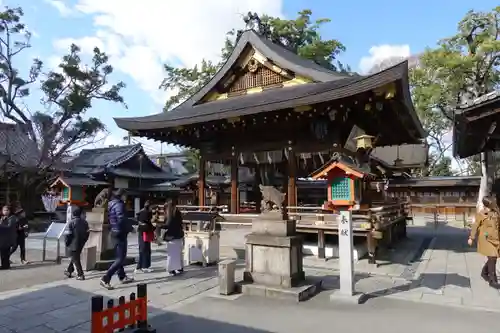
[64,271,73,278]
[489,281,500,289]
[120,276,134,284]
[76,275,85,281]
[168,270,177,276]
[175,268,184,274]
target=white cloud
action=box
[49,1,283,152]
[99,133,177,155]
[44,0,73,17]
[51,0,283,103]
[358,44,411,74]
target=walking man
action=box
[100,189,134,289]
[64,207,89,280]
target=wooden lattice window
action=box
[62,187,70,201]
[229,66,286,93]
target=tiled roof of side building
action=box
[456,90,500,112]
[0,123,40,169]
[68,144,178,180]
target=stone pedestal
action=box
[242,213,320,301]
[184,231,220,266]
[86,207,135,270]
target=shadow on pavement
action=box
[0,285,275,333]
[362,271,472,303]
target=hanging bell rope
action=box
[318,152,325,165]
[253,152,260,164]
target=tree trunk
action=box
[477,151,495,211]
[16,172,45,217]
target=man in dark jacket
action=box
[64,207,89,280]
[100,189,134,289]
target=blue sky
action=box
[3,0,499,154]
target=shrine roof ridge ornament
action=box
[179,29,351,109]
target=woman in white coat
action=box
[162,198,184,276]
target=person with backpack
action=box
[100,189,134,289]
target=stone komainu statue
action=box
[259,184,285,212]
[94,188,109,208]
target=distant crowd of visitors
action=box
[0,188,185,291]
[0,204,29,269]
[62,187,185,287]
[99,188,184,289]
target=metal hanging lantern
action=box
[354,135,375,150]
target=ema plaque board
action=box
[45,222,68,239]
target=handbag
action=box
[143,231,154,242]
[65,233,73,247]
[162,232,174,242]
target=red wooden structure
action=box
[91,283,156,333]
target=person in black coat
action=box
[10,207,29,264]
[0,206,16,269]
[135,200,154,273]
[64,207,90,280]
[162,198,184,276]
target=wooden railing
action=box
[409,203,476,217]
[408,203,476,228]
[287,202,407,232]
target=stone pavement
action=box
[0,265,498,333]
[0,248,66,292]
[1,223,500,332]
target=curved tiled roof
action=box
[68,144,177,180]
[0,123,40,169]
[115,61,422,135]
[178,30,350,109]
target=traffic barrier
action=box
[91,283,156,333]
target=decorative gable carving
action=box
[227,64,288,93]
[200,47,314,103]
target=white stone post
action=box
[66,202,72,224]
[134,197,141,216]
[338,210,354,296]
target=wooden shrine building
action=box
[51,144,177,206]
[115,29,426,216]
[454,91,500,159]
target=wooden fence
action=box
[91,283,155,333]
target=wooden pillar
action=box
[254,166,262,214]
[282,168,288,221]
[287,147,297,208]
[198,156,206,208]
[231,148,239,214]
